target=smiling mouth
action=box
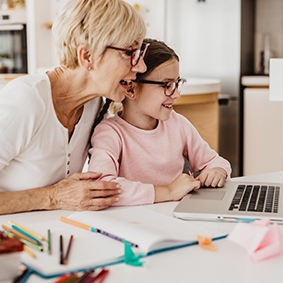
[120,80,129,86]
[120,80,134,93]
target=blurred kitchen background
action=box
[0,0,282,177]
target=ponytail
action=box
[88,98,112,160]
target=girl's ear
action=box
[77,45,92,71]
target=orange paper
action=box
[197,235,216,252]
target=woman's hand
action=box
[50,171,122,211]
[196,168,226,188]
[154,173,201,202]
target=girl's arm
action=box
[180,114,231,186]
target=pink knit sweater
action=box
[89,111,231,206]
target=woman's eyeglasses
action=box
[138,78,186,97]
[107,43,150,66]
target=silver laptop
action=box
[173,180,283,224]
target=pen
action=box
[59,216,138,248]
[9,221,47,241]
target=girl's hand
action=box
[196,168,226,188]
[154,173,201,202]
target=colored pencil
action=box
[84,269,107,283]
[9,221,47,241]
[20,237,44,252]
[60,235,64,265]
[52,273,77,283]
[11,224,41,245]
[59,216,138,248]
[63,235,73,265]
[48,229,52,255]
[23,245,37,258]
[59,274,79,283]
[2,225,41,246]
[97,269,109,283]
[52,274,71,283]
[73,270,94,283]
[7,232,43,251]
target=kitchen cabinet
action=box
[174,78,220,152]
[242,76,283,176]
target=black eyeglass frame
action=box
[137,78,186,97]
[107,43,150,66]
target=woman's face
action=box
[131,59,181,130]
[91,38,146,102]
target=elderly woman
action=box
[0,0,147,215]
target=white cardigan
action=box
[0,73,101,192]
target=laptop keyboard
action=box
[229,184,280,213]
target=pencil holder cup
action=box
[0,233,23,280]
[0,252,22,280]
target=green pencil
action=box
[48,229,51,255]
[8,233,44,252]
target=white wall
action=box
[26,0,67,74]
[166,0,241,97]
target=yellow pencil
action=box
[23,245,37,258]
[9,221,47,241]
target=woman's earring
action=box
[88,66,91,71]
[131,94,134,98]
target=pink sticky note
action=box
[228,220,283,262]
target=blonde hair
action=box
[52,0,146,69]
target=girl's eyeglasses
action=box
[107,43,150,66]
[138,78,186,97]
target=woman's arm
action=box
[0,172,122,215]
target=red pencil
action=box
[63,235,74,265]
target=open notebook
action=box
[21,207,226,278]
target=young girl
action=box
[88,39,231,206]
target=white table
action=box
[1,171,283,283]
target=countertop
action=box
[181,78,221,95]
[241,75,269,87]
[0,74,27,89]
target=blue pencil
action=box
[11,225,41,245]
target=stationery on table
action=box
[9,221,48,242]
[228,219,283,261]
[0,231,24,281]
[19,207,226,279]
[48,229,52,255]
[63,235,73,265]
[59,235,64,265]
[66,207,226,255]
[59,216,138,248]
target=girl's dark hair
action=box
[88,39,178,159]
[88,98,112,159]
[135,38,179,83]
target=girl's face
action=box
[127,59,181,130]
[91,38,147,102]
